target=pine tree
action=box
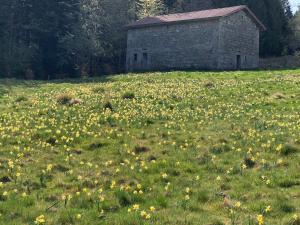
[290,8,300,51]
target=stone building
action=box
[125,5,266,71]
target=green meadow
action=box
[0,70,300,225]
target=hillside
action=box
[0,70,300,225]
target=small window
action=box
[143,53,148,62]
[134,53,138,62]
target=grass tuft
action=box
[122,92,135,99]
[56,93,73,104]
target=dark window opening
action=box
[134,53,137,62]
[236,55,241,69]
[143,53,148,62]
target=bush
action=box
[56,93,73,105]
[244,157,256,168]
[115,190,132,207]
[210,144,231,154]
[15,96,28,102]
[281,144,299,156]
[134,146,150,154]
[122,92,135,99]
[104,101,114,111]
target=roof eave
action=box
[125,16,221,30]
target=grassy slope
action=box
[0,69,300,225]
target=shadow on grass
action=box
[0,75,117,89]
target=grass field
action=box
[0,70,300,225]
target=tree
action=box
[290,8,300,52]
[281,0,293,20]
[136,0,166,19]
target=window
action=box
[134,53,138,62]
[236,55,241,69]
[143,53,148,62]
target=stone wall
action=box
[218,11,260,69]
[126,10,260,71]
[126,19,220,71]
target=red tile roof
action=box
[126,5,266,31]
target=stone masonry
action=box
[126,6,265,72]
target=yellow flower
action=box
[185,194,190,200]
[265,205,271,213]
[149,206,155,212]
[276,144,283,152]
[133,204,139,211]
[35,215,46,224]
[99,195,105,202]
[140,210,147,217]
[8,160,14,169]
[162,173,168,179]
[110,180,116,189]
[46,164,53,172]
[257,214,264,225]
[293,214,298,220]
[234,201,241,208]
[76,214,82,219]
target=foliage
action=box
[136,0,166,19]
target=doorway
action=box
[236,55,241,69]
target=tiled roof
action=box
[126,5,266,31]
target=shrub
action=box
[88,141,107,150]
[203,81,215,88]
[281,144,299,156]
[115,190,132,207]
[210,144,231,154]
[15,96,28,102]
[134,146,150,154]
[56,93,73,105]
[244,157,256,168]
[104,101,114,111]
[122,92,135,99]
